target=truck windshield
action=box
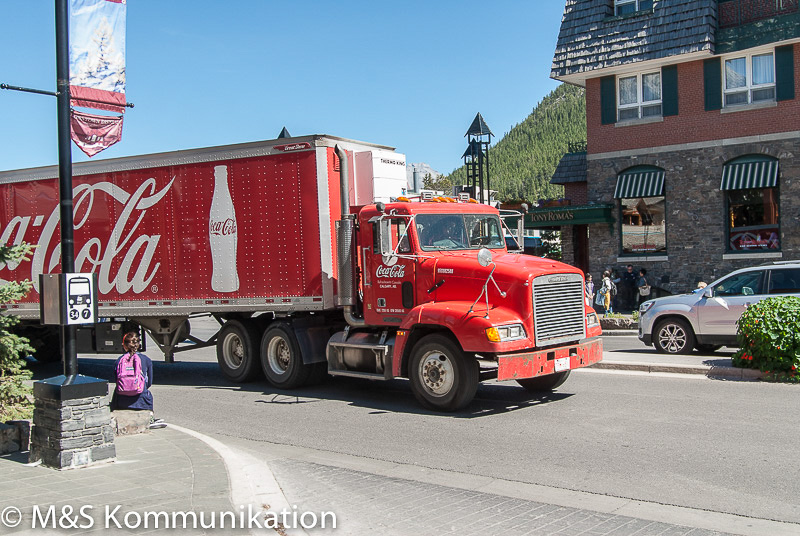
[416,213,504,251]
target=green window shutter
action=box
[703,57,722,111]
[662,65,678,116]
[600,76,616,125]
[776,44,795,102]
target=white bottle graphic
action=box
[209,165,239,292]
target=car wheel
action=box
[653,318,696,355]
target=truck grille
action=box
[532,273,586,347]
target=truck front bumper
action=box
[496,337,603,382]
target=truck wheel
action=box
[653,318,696,354]
[260,323,311,389]
[217,319,262,382]
[409,334,478,412]
[516,370,571,392]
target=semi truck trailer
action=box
[0,134,602,410]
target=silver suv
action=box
[638,261,800,354]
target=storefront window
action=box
[727,188,779,251]
[620,196,666,254]
[721,155,780,252]
[614,166,666,256]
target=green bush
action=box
[0,243,35,421]
[732,296,800,382]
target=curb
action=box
[591,360,764,380]
[601,330,639,337]
[169,424,308,536]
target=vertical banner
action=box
[69,0,127,113]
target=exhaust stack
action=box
[334,145,365,327]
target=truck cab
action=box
[322,198,603,411]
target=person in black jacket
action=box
[621,264,638,312]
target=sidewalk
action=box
[592,331,764,380]
[0,426,304,536]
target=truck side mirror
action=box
[378,218,393,256]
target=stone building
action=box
[542,0,799,295]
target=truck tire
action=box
[409,334,478,412]
[260,323,311,389]
[516,370,571,392]
[216,319,262,382]
[653,318,696,355]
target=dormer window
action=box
[618,71,662,121]
[615,0,653,16]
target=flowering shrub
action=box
[732,296,800,382]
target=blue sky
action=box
[1,1,565,175]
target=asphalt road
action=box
[31,323,800,527]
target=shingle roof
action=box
[465,113,494,137]
[551,151,587,184]
[551,0,717,81]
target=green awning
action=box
[613,170,665,199]
[720,160,779,190]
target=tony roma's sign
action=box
[524,204,616,229]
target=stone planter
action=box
[600,317,638,331]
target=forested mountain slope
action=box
[438,83,586,202]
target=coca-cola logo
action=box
[0,177,174,295]
[209,218,237,236]
[376,264,406,279]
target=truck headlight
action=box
[486,324,526,342]
[586,312,600,328]
[639,301,655,315]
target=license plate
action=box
[554,357,570,372]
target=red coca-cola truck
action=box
[0,134,602,410]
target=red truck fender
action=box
[392,301,526,377]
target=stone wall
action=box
[585,136,799,293]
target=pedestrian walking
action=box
[636,268,651,308]
[600,270,615,316]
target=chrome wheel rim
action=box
[222,332,244,369]
[267,336,291,375]
[658,324,687,353]
[418,351,454,397]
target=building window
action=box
[613,167,666,255]
[721,156,780,252]
[615,0,653,16]
[724,51,775,107]
[618,72,662,121]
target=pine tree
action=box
[0,243,35,422]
